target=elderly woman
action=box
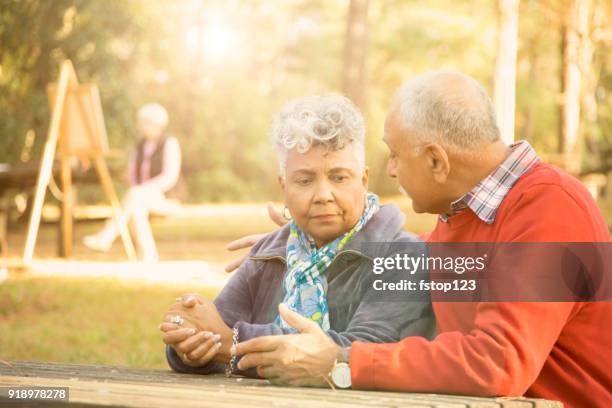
[159,95,434,376]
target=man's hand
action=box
[234,304,340,387]
[224,202,287,273]
[224,234,267,273]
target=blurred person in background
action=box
[84,103,181,261]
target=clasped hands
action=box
[159,296,341,387]
[159,294,233,367]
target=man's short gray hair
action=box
[271,95,365,176]
[392,70,500,151]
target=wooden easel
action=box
[22,60,136,264]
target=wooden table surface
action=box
[0,361,562,408]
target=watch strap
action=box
[337,346,351,364]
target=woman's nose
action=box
[313,180,335,203]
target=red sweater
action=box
[350,163,612,407]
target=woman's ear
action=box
[424,143,450,183]
[278,175,286,192]
[361,166,369,189]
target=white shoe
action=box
[83,234,113,252]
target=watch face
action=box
[331,363,351,389]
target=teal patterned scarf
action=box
[276,192,380,332]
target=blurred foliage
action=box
[1,0,611,201]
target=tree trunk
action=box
[493,0,520,145]
[559,0,593,174]
[520,51,539,143]
[342,0,369,109]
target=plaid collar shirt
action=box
[440,140,540,225]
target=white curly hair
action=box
[138,103,168,128]
[271,95,366,177]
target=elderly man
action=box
[231,71,611,408]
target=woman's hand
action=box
[159,323,222,367]
[163,295,234,362]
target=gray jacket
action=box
[166,203,435,375]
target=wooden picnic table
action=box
[0,162,120,191]
[0,161,123,258]
[0,361,562,407]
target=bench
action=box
[0,361,562,407]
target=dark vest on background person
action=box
[135,136,167,184]
[134,135,185,199]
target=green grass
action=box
[0,276,218,368]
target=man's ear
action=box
[361,166,369,189]
[424,143,450,183]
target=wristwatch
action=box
[329,347,352,389]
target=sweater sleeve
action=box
[350,301,575,395]
[350,184,592,396]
